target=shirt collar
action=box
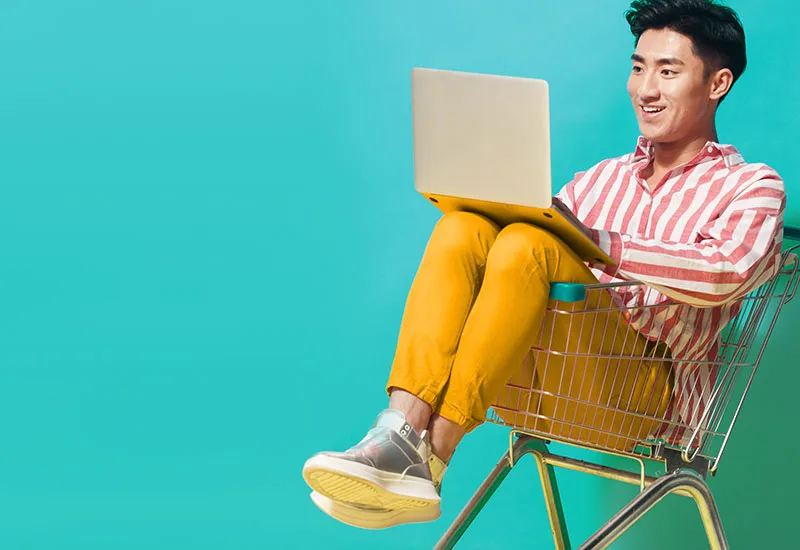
[631,136,744,169]
[632,136,654,162]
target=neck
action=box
[652,125,718,172]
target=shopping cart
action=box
[435,227,800,550]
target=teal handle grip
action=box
[549,282,586,302]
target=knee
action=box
[429,211,499,253]
[487,223,561,273]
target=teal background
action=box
[1,1,796,548]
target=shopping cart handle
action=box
[785,225,800,242]
[549,282,586,302]
[550,226,800,302]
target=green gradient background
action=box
[1,1,796,548]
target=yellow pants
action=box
[386,212,672,450]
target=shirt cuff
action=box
[590,228,624,276]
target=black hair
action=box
[625,0,747,102]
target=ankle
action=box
[430,444,455,465]
[428,414,465,463]
[388,388,432,433]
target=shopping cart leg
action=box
[530,441,572,550]
[435,435,571,550]
[578,469,729,550]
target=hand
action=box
[551,197,593,239]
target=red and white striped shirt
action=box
[556,136,785,444]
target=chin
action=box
[638,126,672,145]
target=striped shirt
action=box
[556,136,786,445]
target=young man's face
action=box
[627,28,716,145]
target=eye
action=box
[661,69,676,76]
[632,65,643,74]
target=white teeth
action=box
[642,106,664,113]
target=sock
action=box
[427,452,448,491]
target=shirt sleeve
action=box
[588,173,786,306]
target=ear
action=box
[709,68,734,101]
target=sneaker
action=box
[308,450,448,529]
[302,409,442,514]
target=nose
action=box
[637,71,660,102]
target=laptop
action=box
[411,67,614,266]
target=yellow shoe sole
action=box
[310,491,440,529]
[302,455,441,511]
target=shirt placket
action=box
[635,168,653,237]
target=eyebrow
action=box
[631,53,685,66]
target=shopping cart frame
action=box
[435,228,800,550]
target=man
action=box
[302,0,785,530]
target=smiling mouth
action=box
[641,105,665,115]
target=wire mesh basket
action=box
[488,245,800,473]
